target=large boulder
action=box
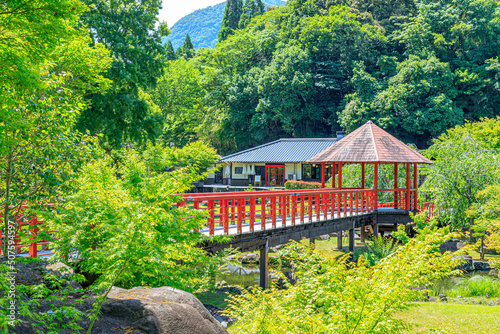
[453,255,474,271]
[439,241,465,254]
[99,286,228,334]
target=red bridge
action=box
[2,121,436,289]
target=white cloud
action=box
[159,0,226,28]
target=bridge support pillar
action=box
[374,224,379,239]
[260,239,269,290]
[337,231,342,250]
[349,229,355,253]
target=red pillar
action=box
[414,163,418,210]
[374,162,378,211]
[406,163,411,210]
[394,163,398,209]
[361,163,365,188]
[321,162,325,188]
[338,162,342,189]
[331,162,335,188]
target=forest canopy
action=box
[152,0,500,155]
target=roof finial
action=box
[367,120,373,124]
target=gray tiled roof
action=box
[219,138,338,163]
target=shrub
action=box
[284,180,322,190]
[225,229,463,333]
[447,275,500,298]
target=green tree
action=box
[394,0,500,121]
[239,0,265,29]
[76,0,169,151]
[39,142,221,332]
[0,0,111,258]
[341,55,462,147]
[151,59,207,146]
[218,0,243,42]
[181,33,196,59]
[421,132,500,229]
[165,39,177,60]
[227,230,461,333]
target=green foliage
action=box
[446,275,500,298]
[219,0,244,42]
[38,142,223,332]
[165,40,177,60]
[0,0,111,257]
[151,60,208,146]
[239,0,266,29]
[160,0,500,154]
[341,55,462,146]
[421,131,500,229]
[77,0,167,150]
[354,237,398,266]
[284,180,322,189]
[181,34,196,59]
[226,229,461,333]
[0,260,90,333]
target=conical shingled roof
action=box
[308,121,432,164]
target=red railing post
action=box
[271,197,277,229]
[300,194,305,223]
[249,197,255,232]
[414,163,418,210]
[406,163,411,210]
[261,197,266,230]
[28,216,38,258]
[291,194,297,225]
[237,198,244,234]
[374,162,379,211]
[280,196,286,227]
[315,194,320,221]
[355,191,359,214]
[349,192,353,216]
[208,200,215,236]
[394,163,399,209]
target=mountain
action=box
[165,0,286,50]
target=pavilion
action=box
[308,121,432,211]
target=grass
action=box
[396,302,500,333]
[194,291,231,309]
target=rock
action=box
[241,253,259,264]
[439,241,465,254]
[428,296,437,302]
[473,261,491,271]
[329,233,338,238]
[453,255,474,271]
[317,234,330,241]
[284,270,297,285]
[457,295,463,299]
[489,301,495,306]
[486,294,490,299]
[489,269,499,277]
[438,294,447,302]
[497,301,500,306]
[99,286,228,334]
[472,300,477,305]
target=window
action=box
[234,167,243,174]
[302,164,332,180]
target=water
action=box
[218,264,284,287]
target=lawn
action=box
[396,302,500,333]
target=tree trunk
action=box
[480,236,485,261]
[2,154,13,258]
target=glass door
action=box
[265,165,285,186]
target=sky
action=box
[159,0,226,28]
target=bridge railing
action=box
[0,205,55,258]
[377,188,418,211]
[181,188,376,236]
